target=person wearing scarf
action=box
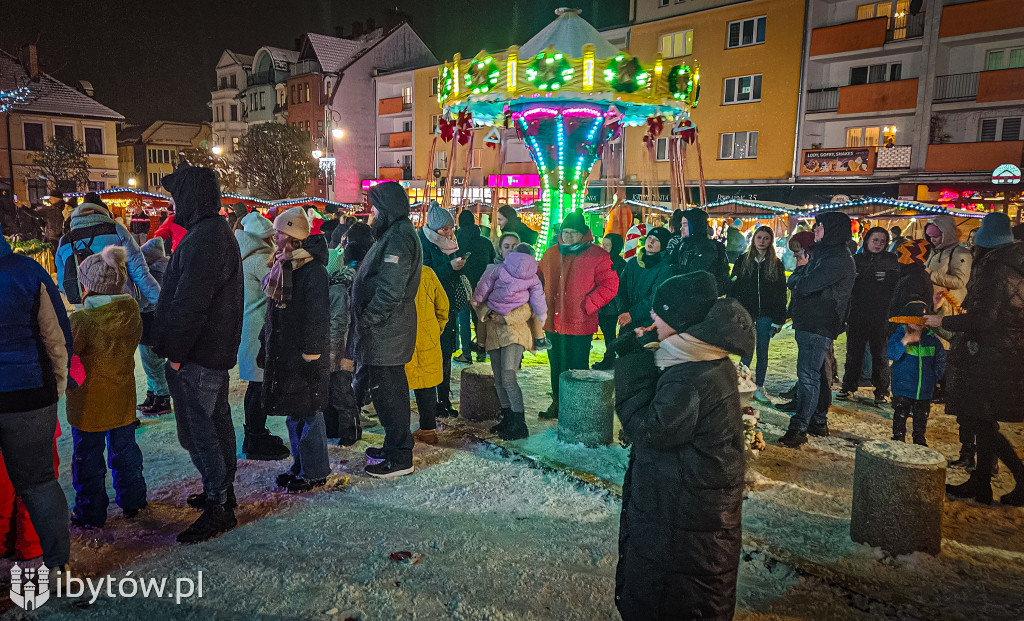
[259,207,331,493]
[613,272,755,621]
[614,227,674,335]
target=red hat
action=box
[789,231,815,253]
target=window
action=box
[54,125,74,141]
[727,16,766,48]
[220,76,228,89]
[402,121,412,132]
[317,120,324,137]
[148,149,155,164]
[27,180,47,203]
[723,74,762,104]
[305,121,310,133]
[850,62,901,85]
[846,127,881,147]
[87,181,106,192]
[720,131,758,159]
[980,117,1023,141]
[660,0,669,6]
[150,172,158,187]
[985,47,1024,70]
[23,122,44,150]
[84,128,103,154]
[291,85,297,104]
[472,148,482,168]
[232,136,239,151]
[655,138,669,161]
[659,30,693,58]
[402,154,413,168]
[856,2,892,20]
[434,150,447,169]
[259,91,265,110]
[163,149,171,163]
[431,115,440,134]
[230,104,238,121]
[230,74,237,88]
[431,77,439,96]
[402,86,412,104]
[305,83,311,103]
[325,80,333,99]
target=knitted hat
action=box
[273,207,310,241]
[326,248,343,273]
[974,212,1014,249]
[733,218,743,228]
[78,245,128,295]
[560,211,589,235]
[140,237,166,264]
[789,230,815,253]
[897,238,929,266]
[646,226,672,252]
[889,300,929,325]
[426,201,455,231]
[513,242,535,255]
[652,272,719,333]
[241,211,275,239]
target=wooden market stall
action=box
[805,198,986,241]
[703,198,806,239]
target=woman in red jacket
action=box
[537,212,619,419]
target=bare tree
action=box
[179,147,242,192]
[31,136,91,193]
[234,124,318,199]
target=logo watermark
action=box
[9,564,204,610]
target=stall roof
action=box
[583,199,673,214]
[805,197,986,219]
[704,199,805,217]
[221,193,271,207]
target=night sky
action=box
[5,0,627,124]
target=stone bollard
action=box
[459,364,502,422]
[850,440,946,556]
[557,370,615,447]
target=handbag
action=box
[444,274,473,314]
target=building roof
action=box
[116,123,147,146]
[255,46,299,70]
[142,120,206,145]
[0,49,124,121]
[519,8,621,58]
[304,31,383,73]
[224,50,254,68]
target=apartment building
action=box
[210,50,251,154]
[117,120,212,192]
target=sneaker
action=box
[413,428,438,445]
[836,390,854,402]
[365,446,385,461]
[475,352,488,362]
[275,472,297,488]
[775,400,798,413]
[287,477,327,493]
[137,391,155,411]
[139,395,172,416]
[123,501,148,519]
[365,460,415,479]
[436,404,458,419]
[533,337,552,351]
[244,432,291,461]
[453,353,473,364]
[187,486,237,510]
[752,387,772,404]
[176,504,237,544]
[807,423,830,437]
[538,402,559,420]
[778,429,808,448]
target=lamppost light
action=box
[211,145,224,155]
[128,177,136,187]
[331,127,344,139]
[312,149,323,159]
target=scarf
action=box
[423,226,459,255]
[264,239,313,307]
[636,249,662,268]
[654,332,730,369]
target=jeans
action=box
[138,344,169,397]
[71,423,146,526]
[413,387,438,431]
[166,362,237,506]
[439,317,458,407]
[456,308,473,354]
[325,370,360,444]
[286,413,331,481]
[789,331,833,433]
[598,313,618,363]
[547,331,592,401]
[842,322,891,396]
[368,365,414,467]
[490,344,526,412]
[243,381,267,436]
[740,316,774,387]
[0,404,69,567]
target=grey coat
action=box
[235,229,273,382]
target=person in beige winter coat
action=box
[924,214,972,318]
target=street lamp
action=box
[331,127,344,139]
[312,149,323,159]
[128,177,136,187]
[211,145,224,156]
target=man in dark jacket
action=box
[670,208,730,291]
[778,211,856,448]
[155,163,244,543]
[594,232,626,370]
[614,273,754,621]
[352,181,422,478]
[497,204,538,246]
[454,208,496,363]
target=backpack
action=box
[60,222,118,304]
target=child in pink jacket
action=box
[473,249,548,348]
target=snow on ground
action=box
[1,330,1021,619]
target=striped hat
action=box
[897,238,929,266]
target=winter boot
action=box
[1000,485,1024,507]
[413,428,438,445]
[778,429,808,448]
[140,395,172,416]
[752,387,772,405]
[137,391,154,411]
[287,477,327,493]
[946,471,993,504]
[490,408,513,434]
[835,390,854,402]
[497,411,529,441]
[187,485,237,510]
[123,501,148,519]
[807,423,830,437]
[176,504,237,544]
[275,472,296,488]
[243,429,290,461]
[911,414,929,447]
[892,412,908,443]
[948,444,976,469]
[775,400,798,413]
[538,401,559,420]
[592,358,615,371]
[436,403,458,419]
[780,384,797,401]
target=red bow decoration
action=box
[456,110,473,146]
[439,117,456,142]
[606,121,622,141]
[673,119,696,144]
[646,116,664,138]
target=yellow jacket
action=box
[405,266,450,390]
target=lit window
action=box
[720,131,758,159]
[659,30,693,58]
[726,16,766,49]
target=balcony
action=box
[378,97,412,115]
[838,78,918,114]
[378,167,412,180]
[885,12,926,42]
[925,141,1024,172]
[246,72,276,87]
[806,87,839,112]
[290,59,321,77]
[379,131,412,149]
[810,17,887,56]
[939,0,1024,39]
[978,67,1024,103]
[934,73,979,102]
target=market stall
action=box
[805,197,986,241]
[703,198,806,239]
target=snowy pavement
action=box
[1,331,1021,619]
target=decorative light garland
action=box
[703,198,806,216]
[603,54,650,94]
[465,55,500,95]
[805,197,987,218]
[0,86,32,113]
[525,51,574,91]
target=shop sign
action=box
[992,163,1021,185]
[799,148,875,176]
[487,174,540,188]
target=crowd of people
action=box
[2,164,1023,620]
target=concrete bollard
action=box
[557,369,615,447]
[458,364,502,422]
[850,440,946,556]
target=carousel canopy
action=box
[519,8,620,58]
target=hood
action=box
[931,215,958,250]
[604,233,624,257]
[815,211,852,248]
[70,203,112,220]
[235,229,273,260]
[682,208,709,238]
[303,234,330,267]
[368,181,410,229]
[140,237,167,263]
[685,298,755,359]
[456,221,482,242]
[988,240,1024,279]
[0,223,10,258]
[161,165,221,230]
[502,251,538,279]
[860,226,889,252]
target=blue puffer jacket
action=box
[887,327,946,401]
[0,226,73,412]
[55,203,161,306]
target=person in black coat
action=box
[614,227,674,334]
[614,272,755,621]
[728,225,788,403]
[154,163,243,544]
[351,181,422,478]
[594,232,626,370]
[838,226,900,404]
[778,211,856,448]
[454,209,496,363]
[670,208,730,291]
[260,208,331,493]
[497,204,538,246]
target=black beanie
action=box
[653,272,719,333]
[647,227,671,252]
[560,211,589,236]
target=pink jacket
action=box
[473,252,547,317]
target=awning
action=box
[806,197,986,219]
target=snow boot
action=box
[946,472,993,504]
[778,429,808,448]
[140,395,172,416]
[775,400,798,413]
[1000,485,1024,507]
[176,504,237,544]
[490,408,513,434]
[187,485,237,510]
[807,423,830,437]
[497,411,529,441]
[137,391,154,411]
[123,501,148,519]
[436,403,458,419]
[243,430,290,461]
[948,444,976,469]
[835,390,854,402]
[780,384,797,401]
[538,401,559,420]
[287,477,327,493]
[275,473,296,488]
[413,428,438,445]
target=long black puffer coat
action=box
[848,232,900,329]
[787,212,856,339]
[727,252,788,324]
[260,234,330,417]
[614,298,755,621]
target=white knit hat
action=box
[273,207,310,241]
[241,211,275,239]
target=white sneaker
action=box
[753,387,772,404]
